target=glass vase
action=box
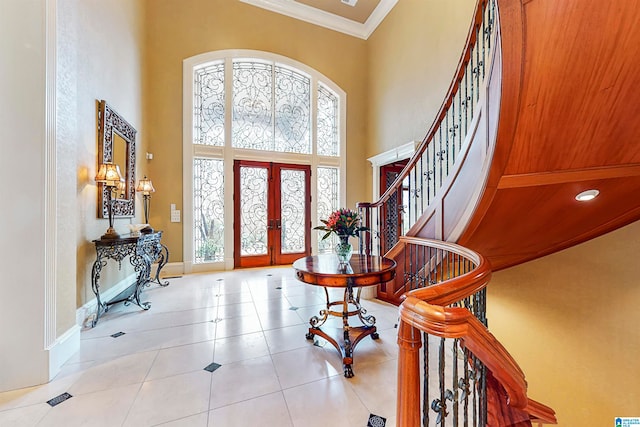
[335,234,353,267]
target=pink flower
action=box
[314,208,369,240]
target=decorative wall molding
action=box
[367,140,418,201]
[48,325,80,381]
[239,0,398,40]
[45,0,58,353]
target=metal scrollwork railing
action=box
[396,236,491,426]
[358,0,497,257]
[396,236,557,426]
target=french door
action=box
[233,160,311,267]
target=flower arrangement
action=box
[314,208,368,240]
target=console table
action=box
[90,231,169,327]
[293,254,396,377]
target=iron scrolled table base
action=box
[91,231,169,327]
[293,254,396,378]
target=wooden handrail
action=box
[400,298,527,406]
[396,237,557,425]
[400,236,492,306]
[361,0,490,208]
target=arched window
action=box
[183,50,346,271]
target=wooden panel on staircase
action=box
[443,109,487,238]
[458,0,640,270]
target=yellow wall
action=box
[366,0,475,197]
[58,0,146,308]
[488,220,640,426]
[143,0,368,261]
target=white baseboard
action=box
[152,261,184,278]
[48,324,80,380]
[76,263,185,327]
[360,285,378,300]
[76,273,137,328]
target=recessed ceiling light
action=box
[575,189,599,202]
[341,0,358,6]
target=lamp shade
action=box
[136,176,156,195]
[95,163,123,186]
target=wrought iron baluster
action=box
[423,331,430,427]
[433,337,447,424]
[475,34,481,102]
[453,337,459,426]
[481,7,486,79]
[457,86,463,151]
[419,152,425,216]
[450,103,455,167]
[479,359,487,426]
[462,350,471,427]
[444,114,450,177]
[464,67,470,135]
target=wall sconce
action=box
[136,176,156,229]
[95,162,123,239]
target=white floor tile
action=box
[346,358,398,419]
[208,391,292,427]
[0,403,49,427]
[283,376,371,427]
[0,371,81,412]
[214,314,263,339]
[212,331,269,365]
[146,340,215,381]
[0,266,401,427]
[39,383,140,427]
[271,346,340,389]
[156,411,209,426]
[209,356,281,409]
[263,323,310,354]
[123,370,211,426]
[256,307,306,330]
[68,350,157,395]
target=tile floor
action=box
[0,266,401,426]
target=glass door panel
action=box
[274,164,311,265]
[280,169,306,253]
[234,160,310,267]
[239,166,269,256]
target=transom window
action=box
[183,50,346,271]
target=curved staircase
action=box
[356,0,640,424]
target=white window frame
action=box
[183,49,347,272]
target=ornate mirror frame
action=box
[97,100,136,218]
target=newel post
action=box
[397,318,422,426]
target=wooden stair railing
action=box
[395,237,556,426]
[358,0,500,279]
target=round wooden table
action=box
[293,254,396,377]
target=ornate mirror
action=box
[97,100,136,218]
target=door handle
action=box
[267,219,281,230]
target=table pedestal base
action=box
[306,325,378,378]
[293,254,396,378]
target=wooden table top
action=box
[293,254,396,288]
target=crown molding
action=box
[239,0,397,40]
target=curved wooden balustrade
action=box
[358,0,499,260]
[396,237,556,426]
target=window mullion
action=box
[222,57,234,268]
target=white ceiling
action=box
[239,0,398,39]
